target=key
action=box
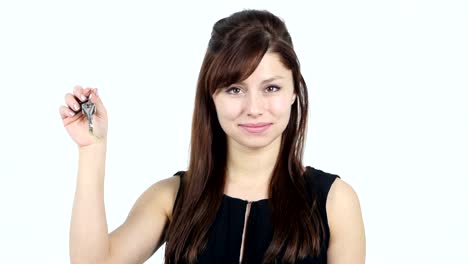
[81,99,96,134]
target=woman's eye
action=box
[226,87,241,94]
[266,85,281,92]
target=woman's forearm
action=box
[69,141,110,263]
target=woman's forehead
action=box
[229,53,292,86]
[246,53,291,77]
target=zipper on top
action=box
[239,201,252,264]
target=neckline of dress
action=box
[222,193,269,204]
[221,166,313,204]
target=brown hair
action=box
[164,9,324,264]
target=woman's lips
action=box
[239,123,273,134]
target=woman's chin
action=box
[233,136,280,151]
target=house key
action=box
[81,99,96,134]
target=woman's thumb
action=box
[88,88,106,114]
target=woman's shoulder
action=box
[304,166,364,247]
[304,166,360,211]
[323,173,365,261]
[145,173,181,222]
[303,166,341,200]
[303,166,360,211]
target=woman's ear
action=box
[291,93,297,104]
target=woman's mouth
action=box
[238,123,273,134]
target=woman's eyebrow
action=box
[235,75,285,86]
[260,76,284,84]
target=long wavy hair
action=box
[164,9,324,264]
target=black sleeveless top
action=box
[168,166,340,264]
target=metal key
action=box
[81,99,96,134]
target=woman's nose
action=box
[245,92,264,117]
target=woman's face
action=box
[212,52,297,150]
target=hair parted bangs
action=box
[206,29,271,95]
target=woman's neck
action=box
[225,136,281,187]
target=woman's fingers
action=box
[59,105,77,120]
[61,85,108,145]
[64,93,82,113]
[66,86,99,113]
[73,85,89,103]
[60,85,106,121]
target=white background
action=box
[0,0,467,263]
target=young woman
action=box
[61,9,365,264]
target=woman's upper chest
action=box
[196,196,326,264]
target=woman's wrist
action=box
[78,139,108,154]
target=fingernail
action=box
[80,95,87,101]
[69,111,75,116]
[89,93,93,100]
[95,88,99,96]
[74,103,79,111]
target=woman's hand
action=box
[59,85,108,148]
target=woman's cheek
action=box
[271,97,292,115]
[219,99,243,120]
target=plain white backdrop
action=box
[0,0,466,263]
